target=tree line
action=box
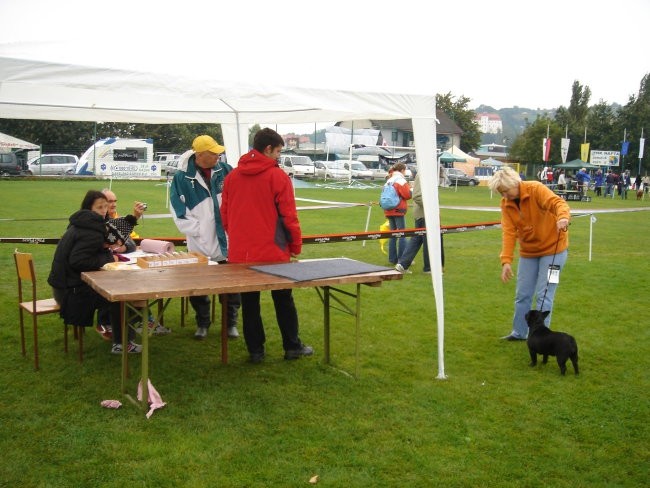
[509,74,649,173]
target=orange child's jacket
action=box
[499,181,571,265]
[383,176,412,217]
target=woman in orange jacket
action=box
[384,163,412,264]
[488,167,570,340]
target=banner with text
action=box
[590,150,620,166]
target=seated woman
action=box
[47,190,142,354]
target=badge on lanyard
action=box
[547,264,560,284]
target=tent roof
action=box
[554,159,600,170]
[0,55,435,126]
[0,131,38,150]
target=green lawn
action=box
[1,178,649,487]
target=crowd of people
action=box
[539,166,647,198]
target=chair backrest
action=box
[14,251,37,302]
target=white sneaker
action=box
[227,326,240,339]
[111,341,143,354]
[395,263,412,274]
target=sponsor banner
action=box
[581,143,590,162]
[590,150,621,166]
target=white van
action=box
[26,154,79,175]
[278,155,315,178]
[75,138,156,178]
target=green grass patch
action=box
[1,178,649,487]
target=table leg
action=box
[120,302,128,394]
[140,302,149,404]
[355,283,361,378]
[220,294,228,364]
[323,286,330,364]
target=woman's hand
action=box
[557,218,569,231]
[501,263,513,283]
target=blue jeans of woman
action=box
[511,249,568,339]
[388,215,406,264]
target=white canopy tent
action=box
[0,131,39,150]
[0,49,447,378]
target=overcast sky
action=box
[1,0,648,134]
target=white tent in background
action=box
[0,131,39,150]
[448,144,480,165]
[0,47,447,379]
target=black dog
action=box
[525,310,579,375]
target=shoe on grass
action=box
[249,351,265,364]
[134,316,171,336]
[95,324,112,341]
[395,263,412,274]
[111,341,143,354]
[194,327,208,340]
[284,344,314,360]
[227,326,240,339]
[501,334,526,341]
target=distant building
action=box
[475,113,503,134]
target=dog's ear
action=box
[543,311,550,319]
[525,311,530,321]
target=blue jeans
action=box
[511,249,568,338]
[388,215,406,264]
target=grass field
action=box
[1,177,649,487]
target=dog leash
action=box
[538,228,566,311]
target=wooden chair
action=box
[14,250,84,370]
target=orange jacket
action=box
[500,181,570,265]
[383,174,412,216]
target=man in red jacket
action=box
[220,128,313,363]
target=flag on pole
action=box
[621,141,630,156]
[640,138,645,158]
[542,138,551,162]
[561,138,570,163]
[581,143,590,162]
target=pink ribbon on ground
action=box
[137,379,167,418]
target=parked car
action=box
[163,156,182,177]
[278,155,315,178]
[0,152,25,176]
[314,161,352,180]
[445,167,479,186]
[26,154,79,175]
[349,161,373,179]
[154,153,182,176]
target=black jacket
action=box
[48,209,114,326]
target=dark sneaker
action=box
[249,351,265,364]
[194,327,208,340]
[284,344,314,360]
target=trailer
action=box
[75,138,156,178]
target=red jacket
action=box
[383,173,412,216]
[220,149,301,263]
